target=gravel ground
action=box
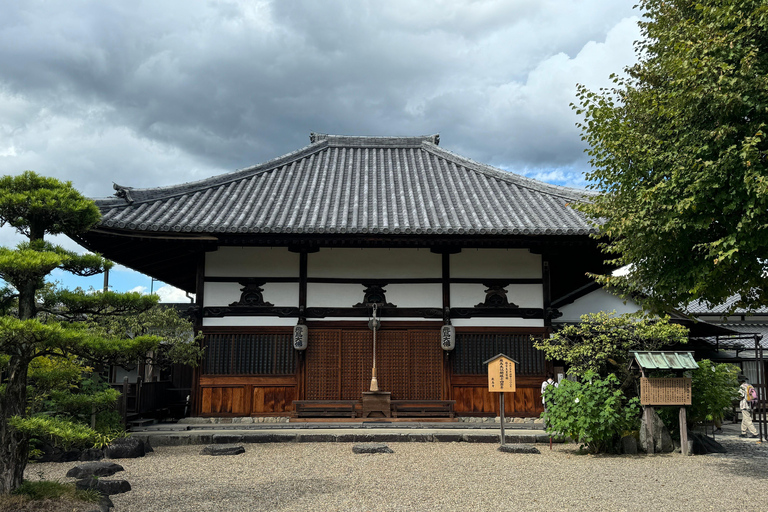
[25,439,768,512]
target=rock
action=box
[689,433,727,455]
[105,437,146,459]
[79,448,105,461]
[639,409,674,453]
[352,443,394,454]
[76,477,132,495]
[85,494,114,512]
[36,444,83,463]
[67,462,124,479]
[497,444,540,454]
[621,435,638,455]
[200,444,245,456]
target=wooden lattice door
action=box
[305,328,442,400]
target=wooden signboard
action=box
[640,377,692,406]
[484,354,519,448]
[487,355,516,393]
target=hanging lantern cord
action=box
[369,303,380,392]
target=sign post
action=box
[484,354,518,447]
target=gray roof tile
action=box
[96,134,596,236]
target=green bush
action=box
[657,359,740,436]
[543,371,640,453]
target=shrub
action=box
[534,311,688,394]
[9,415,100,451]
[544,371,640,453]
[657,359,740,436]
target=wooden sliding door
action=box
[305,328,443,401]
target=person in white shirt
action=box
[541,373,558,412]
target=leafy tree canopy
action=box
[534,311,689,391]
[575,0,768,313]
[0,171,101,241]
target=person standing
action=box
[541,373,558,413]
[738,375,758,438]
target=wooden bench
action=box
[292,400,358,418]
[390,400,456,418]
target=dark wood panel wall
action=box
[194,324,549,417]
[451,375,544,416]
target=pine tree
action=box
[0,172,196,493]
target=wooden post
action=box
[121,377,129,426]
[136,375,143,416]
[679,407,688,456]
[500,393,506,446]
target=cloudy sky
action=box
[0,0,642,300]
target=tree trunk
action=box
[0,356,31,494]
[17,280,37,321]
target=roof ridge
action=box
[311,133,440,147]
[100,138,330,207]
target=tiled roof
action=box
[630,351,698,370]
[684,295,768,315]
[716,323,768,349]
[95,133,596,237]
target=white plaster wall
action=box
[310,318,443,324]
[306,283,442,308]
[450,249,540,279]
[204,282,299,307]
[307,283,363,308]
[202,317,298,327]
[451,284,542,308]
[206,247,299,277]
[308,248,440,278]
[556,288,640,323]
[379,284,441,308]
[451,318,544,327]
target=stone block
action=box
[498,444,540,454]
[212,434,243,444]
[201,444,245,456]
[462,434,499,443]
[432,433,463,442]
[352,443,394,454]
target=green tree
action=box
[658,359,740,435]
[0,172,199,493]
[534,311,689,391]
[574,0,768,312]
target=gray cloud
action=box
[0,0,640,198]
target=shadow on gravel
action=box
[702,441,768,481]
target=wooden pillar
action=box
[542,259,552,327]
[121,376,129,427]
[299,252,308,317]
[442,251,452,400]
[190,253,206,416]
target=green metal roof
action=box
[630,351,698,370]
